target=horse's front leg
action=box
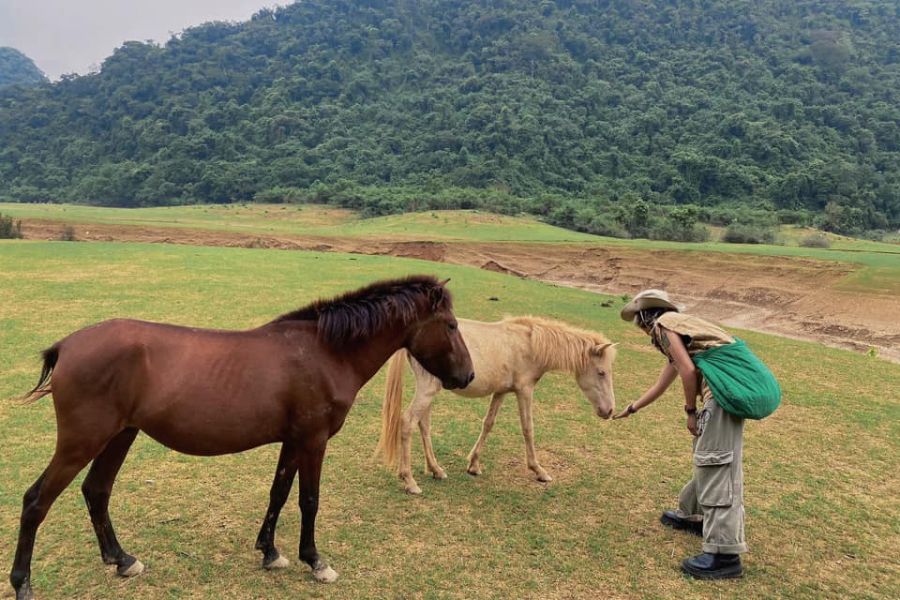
[466,392,505,476]
[255,443,298,570]
[515,387,552,482]
[297,443,337,583]
[417,401,446,480]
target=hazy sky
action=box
[0,1,284,80]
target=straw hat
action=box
[619,289,683,321]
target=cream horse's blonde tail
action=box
[376,348,407,470]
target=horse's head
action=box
[574,342,617,419]
[407,280,474,390]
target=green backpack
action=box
[693,338,781,420]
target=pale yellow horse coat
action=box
[378,316,617,494]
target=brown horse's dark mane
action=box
[272,275,452,349]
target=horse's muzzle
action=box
[444,371,475,390]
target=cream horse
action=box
[378,316,617,494]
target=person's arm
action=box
[663,328,701,436]
[612,362,678,419]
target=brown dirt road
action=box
[20,219,900,363]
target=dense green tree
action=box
[0,1,898,235]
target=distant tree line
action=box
[0,1,898,238]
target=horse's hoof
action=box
[312,564,339,583]
[536,473,553,483]
[405,483,423,495]
[264,553,290,570]
[118,558,145,578]
[431,468,448,480]
[466,466,482,477]
[15,581,34,600]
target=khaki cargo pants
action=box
[676,386,748,554]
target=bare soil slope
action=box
[21,219,899,362]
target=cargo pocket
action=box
[694,450,734,508]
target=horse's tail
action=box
[376,348,407,470]
[22,345,59,404]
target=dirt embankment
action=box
[432,242,899,362]
[21,219,900,363]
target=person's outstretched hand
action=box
[612,404,636,420]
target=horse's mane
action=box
[503,315,614,372]
[272,275,451,349]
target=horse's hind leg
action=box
[10,444,101,600]
[255,442,298,570]
[297,442,337,583]
[81,427,143,577]
[398,372,441,495]
[466,392,505,476]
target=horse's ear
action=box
[438,278,451,286]
[429,283,448,309]
[591,342,616,356]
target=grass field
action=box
[3,202,898,297]
[0,203,601,243]
[3,201,899,253]
[1,240,898,599]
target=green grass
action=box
[325,210,606,242]
[1,241,898,599]
[776,225,899,252]
[4,201,897,252]
[4,202,899,296]
[0,202,601,243]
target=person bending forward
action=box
[615,290,746,580]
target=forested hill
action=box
[0,48,47,88]
[1,0,898,235]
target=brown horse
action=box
[9,275,474,600]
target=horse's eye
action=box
[597,370,606,377]
[448,322,458,331]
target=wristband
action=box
[684,405,697,415]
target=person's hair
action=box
[635,307,676,355]
[634,307,674,332]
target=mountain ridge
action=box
[0,47,47,88]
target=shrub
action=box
[705,206,740,227]
[689,223,711,242]
[706,205,780,228]
[649,217,710,242]
[818,200,865,235]
[0,213,23,239]
[585,214,629,238]
[799,233,831,248]
[722,223,776,244]
[253,187,309,204]
[857,229,890,242]
[880,230,900,244]
[546,203,578,230]
[777,209,812,225]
